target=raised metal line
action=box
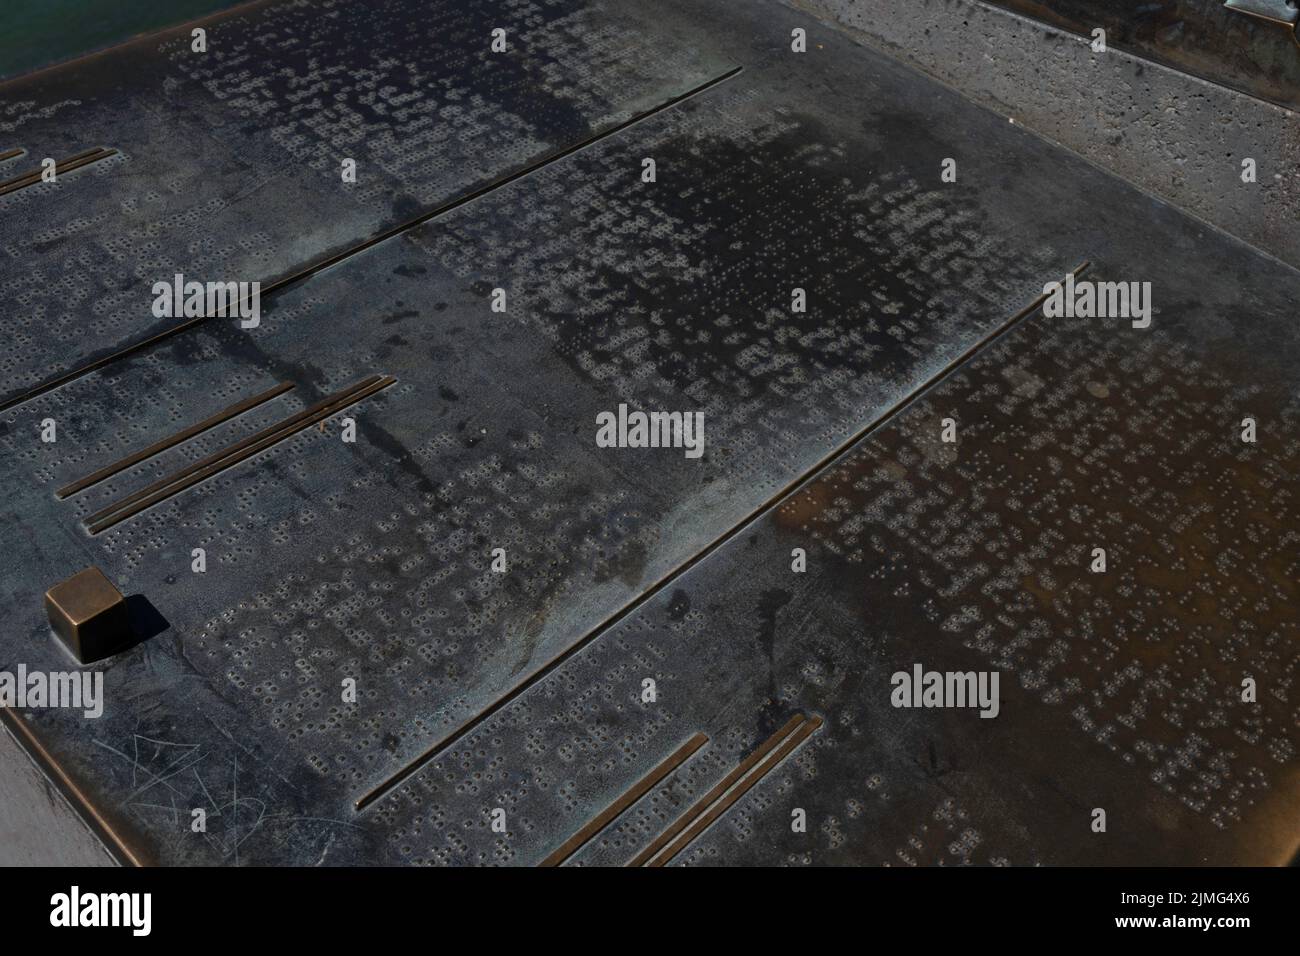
[628,715,807,867]
[0,148,23,163]
[87,375,392,534]
[84,375,379,526]
[0,148,102,193]
[0,67,743,414]
[0,147,115,197]
[646,716,823,867]
[86,375,392,533]
[0,148,111,195]
[58,381,294,499]
[353,262,1088,813]
[538,732,708,867]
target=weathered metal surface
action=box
[369,268,1300,866]
[984,0,1300,110]
[574,281,1296,866]
[0,0,733,408]
[362,182,1300,863]
[0,0,1296,866]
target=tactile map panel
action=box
[0,0,1295,867]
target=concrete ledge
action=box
[0,718,116,866]
[788,0,1300,272]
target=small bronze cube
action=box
[44,567,130,663]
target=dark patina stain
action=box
[667,589,690,621]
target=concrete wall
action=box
[787,0,1300,273]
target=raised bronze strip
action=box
[0,148,103,193]
[84,375,380,526]
[58,381,294,499]
[539,732,708,867]
[0,148,23,163]
[627,714,807,867]
[644,715,823,867]
[86,375,393,534]
[0,147,116,197]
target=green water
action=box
[1,0,246,79]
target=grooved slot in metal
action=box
[0,147,117,197]
[538,732,708,867]
[627,714,819,867]
[85,374,395,534]
[57,381,294,499]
